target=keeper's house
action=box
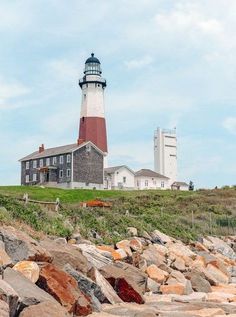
[19,141,104,189]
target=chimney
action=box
[39,144,45,153]
[77,138,84,145]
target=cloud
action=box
[0,79,30,110]
[222,117,236,135]
[124,56,153,70]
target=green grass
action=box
[0,186,235,244]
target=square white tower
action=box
[154,127,177,185]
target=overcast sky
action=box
[0,0,235,188]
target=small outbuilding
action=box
[171,181,189,191]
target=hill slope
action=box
[0,186,235,243]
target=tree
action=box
[189,181,194,191]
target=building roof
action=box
[135,169,169,179]
[104,165,135,175]
[172,181,189,187]
[19,141,104,162]
[85,53,100,64]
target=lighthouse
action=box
[78,53,108,154]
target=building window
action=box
[33,160,37,168]
[33,173,37,182]
[161,181,165,188]
[60,156,63,164]
[59,170,63,178]
[46,158,50,166]
[137,180,139,187]
[123,176,126,183]
[67,154,71,163]
[53,157,57,165]
[67,169,71,177]
[26,161,29,169]
[145,180,148,187]
[25,175,29,183]
[39,159,43,167]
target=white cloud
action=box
[222,117,236,135]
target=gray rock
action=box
[113,261,147,293]
[186,271,212,293]
[0,226,52,263]
[0,279,19,317]
[40,239,89,274]
[3,267,56,312]
[146,278,160,293]
[76,244,112,269]
[19,301,70,317]
[63,263,103,311]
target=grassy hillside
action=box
[0,186,235,244]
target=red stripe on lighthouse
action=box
[79,117,107,153]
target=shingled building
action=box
[19,141,104,189]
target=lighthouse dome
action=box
[85,53,100,64]
[84,53,102,76]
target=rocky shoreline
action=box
[0,225,235,316]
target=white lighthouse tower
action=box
[154,127,177,185]
[78,53,108,154]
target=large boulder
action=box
[0,226,52,263]
[37,263,92,316]
[0,279,19,317]
[113,261,147,293]
[76,244,112,269]
[3,267,56,311]
[206,236,236,260]
[99,264,145,304]
[0,300,9,317]
[64,263,103,311]
[19,301,70,317]
[146,264,169,283]
[0,247,12,266]
[88,267,123,305]
[40,239,89,274]
[186,270,212,293]
[13,261,40,283]
[141,244,166,267]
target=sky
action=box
[0,0,235,188]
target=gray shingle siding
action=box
[20,144,104,187]
[73,146,103,185]
[21,153,72,185]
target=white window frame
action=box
[53,157,57,165]
[39,159,43,167]
[123,176,126,183]
[25,175,29,183]
[67,169,71,177]
[33,173,37,182]
[59,170,63,178]
[46,158,50,166]
[161,181,165,188]
[60,155,63,164]
[26,161,29,170]
[33,160,37,168]
[67,154,71,163]
[145,180,149,187]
